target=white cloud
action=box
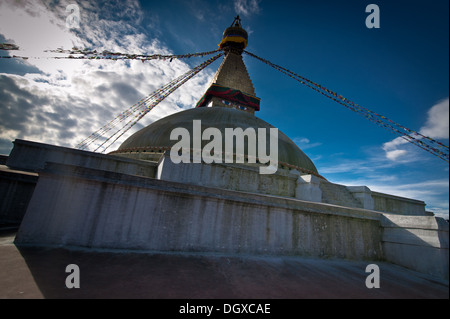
[420,98,449,139]
[234,0,261,17]
[385,149,407,161]
[382,136,408,150]
[0,0,216,154]
[382,98,449,162]
[382,137,410,161]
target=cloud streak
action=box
[234,0,261,17]
[293,137,322,150]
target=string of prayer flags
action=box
[1,46,221,62]
[77,52,223,153]
[244,50,449,163]
[0,43,19,50]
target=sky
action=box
[0,0,448,218]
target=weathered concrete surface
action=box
[373,191,426,216]
[320,181,363,209]
[347,186,374,210]
[7,139,157,178]
[293,173,322,203]
[1,230,448,299]
[0,165,38,225]
[7,139,427,218]
[381,214,449,280]
[13,161,449,280]
[15,162,384,261]
[1,140,156,226]
[157,153,298,198]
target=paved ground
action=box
[0,228,448,299]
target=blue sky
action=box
[0,0,448,218]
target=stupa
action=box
[111,16,327,200]
[1,17,447,281]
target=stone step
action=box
[381,214,449,230]
[320,181,363,209]
[381,214,449,249]
[380,214,449,280]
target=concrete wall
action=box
[9,140,447,279]
[381,214,449,280]
[346,186,374,210]
[157,153,298,198]
[15,162,384,261]
[7,139,157,178]
[0,166,38,225]
[14,161,450,280]
[320,182,364,209]
[1,140,158,225]
[114,149,427,217]
[372,192,426,216]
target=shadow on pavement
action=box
[11,243,449,299]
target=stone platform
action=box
[0,229,448,299]
[1,140,448,288]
